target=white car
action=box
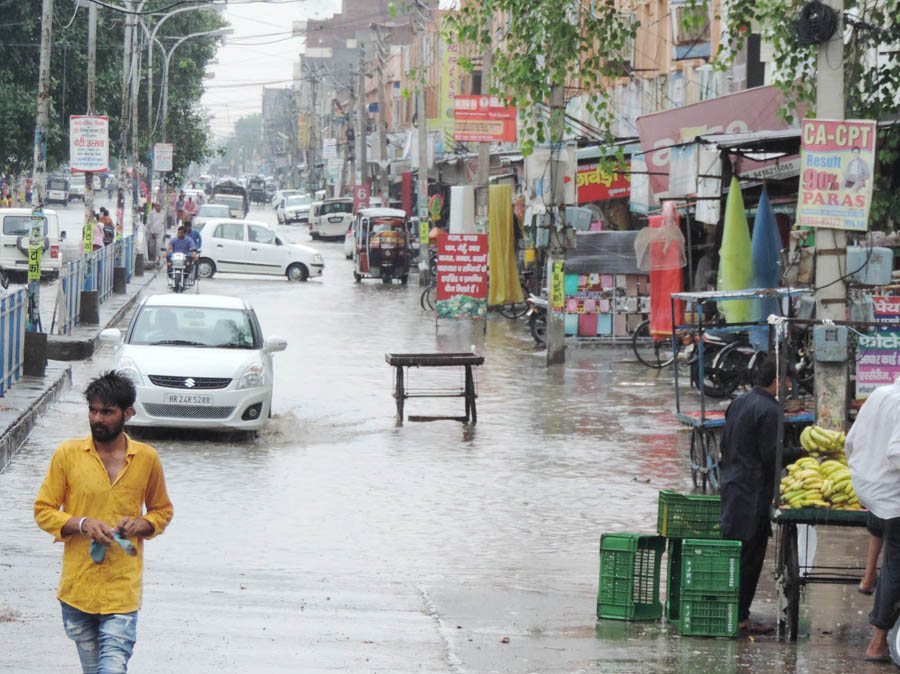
[277,195,311,225]
[309,198,353,239]
[100,294,287,431]
[0,207,62,280]
[193,203,230,229]
[195,218,324,281]
[271,189,303,208]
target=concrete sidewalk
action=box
[0,270,161,473]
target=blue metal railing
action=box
[83,242,115,302]
[0,289,26,394]
[125,236,134,282]
[55,258,84,336]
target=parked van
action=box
[0,208,62,280]
[309,198,353,240]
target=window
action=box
[214,222,244,241]
[3,215,47,236]
[321,201,353,215]
[248,225,276,245]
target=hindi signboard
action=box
[856,296,900,397]
[353,184,370,214]
[795,119,877,231]
[69,115,109,173]
[436,234,488,319]
[453,96,516,143]
[28,212,43,281]
[576,161,631,204]
[322,137,338,160]
[153,143,174,172]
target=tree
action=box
[445,1,636,156]
[220,114,263,173]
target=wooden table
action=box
[385,352,484,425]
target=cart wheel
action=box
[779,523,801,641]
[889,618,900,665]
[704,429,721,492]
[689,428,705,491]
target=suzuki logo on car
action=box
[184,378,196,388]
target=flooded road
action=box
[0,204,880,672]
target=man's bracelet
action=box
[78,517,87,535]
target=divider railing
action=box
[0,288,26,394]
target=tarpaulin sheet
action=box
[565,231,642,275]
[718,176,753,323]
[649,204,684,338]
[749,188,782,349]
[488,184,524,305]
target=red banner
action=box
[454,96,516,143]
[576,161,631,203]
[353,184,370,214]
[436,234,488,302]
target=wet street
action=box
[0,204,884,672]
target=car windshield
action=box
[197,204,230,218]
[371,217,405,233]
[129,306,258,348]
[321,201,352,215]
[3,215,48,236]
[48,179,67,191]
[215,195,243,210]
[285,196,310,208]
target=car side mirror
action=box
[264,335,287,353]
[275,237,283,246]
[99,328,123,345]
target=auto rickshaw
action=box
[353,207,410,284]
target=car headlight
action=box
[313,253,323,263]
[237,361,266,389]
[117,356,143,385]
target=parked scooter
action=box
[526,294,547,347]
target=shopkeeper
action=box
[719,356,801,633]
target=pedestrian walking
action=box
[91,212,104,251]
[100,208,114,246]
[147,202,166,264]
[844,377,900,663]
[175,192,185,222]
[34,371,174,674]
[719,356,799,633]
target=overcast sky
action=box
[202,0,341,139]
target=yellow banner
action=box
[550,261,565,310]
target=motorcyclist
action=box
[184,219,202,250]
[166,224,197,285]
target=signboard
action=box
[856,297,900,397]
[438,22,460,138]
[454,96,517,143]
[353,184,370,214]
[297,113,309,150]
[795,119,877,231]
[69,115,109,173]
[737,155,801,181]
[576,161,631,204]
[153,143,174,172]
[83,217,95,254]
[322,137,338,160]
[429,194,444,221]
[436,234,488,319]
[636,85,793,196]
[550,261,565,310]
[28,213,43,281]
[420,219,429,245]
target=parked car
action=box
[271,189,303,208]
[46,177,69,205]
[309,197,353,239]
[0,207,62,280]
[195,218,324,281]
[278,194,312,225]
[68,180,85,201]
[193,203,231,229]
[99,294,287,431]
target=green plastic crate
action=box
[681,539,741,595]
[657,490,722,539]
[666,539,682,622]
[597,533,666,621]
[678,592,739,637]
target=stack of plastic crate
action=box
[596,533,666,621]
[656,490,740,636]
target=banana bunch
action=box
[819,460,863,510]
[780,458,829,508]
[800,425,848,462]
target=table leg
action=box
[395,366,405,424]
[464,365,476,424]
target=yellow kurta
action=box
[34,435,173,614]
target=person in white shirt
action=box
[845,378,900,663]
[147,202,166,264]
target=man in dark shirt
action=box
[719,356,798,632]
[166,225,196,282]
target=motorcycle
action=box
[167,251,198,294]
[526,294,547,347]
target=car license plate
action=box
[163,392,213,405]
[328,216,343,223]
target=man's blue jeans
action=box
[61,601,138,674]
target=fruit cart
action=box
[669,288,813,491]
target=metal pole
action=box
[374,25,389,204]
[28,0,53,332]
[358,43,368,191]
[117,0,134,251]
[415,3,430,285]
[84,1,97,232]
[545,83,566,365]
[812,0,847,431]
[475,31,493,215]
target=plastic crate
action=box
[666,539,682,622]
[681,539,741,595]
[678,593,739,637]
[597,533,666,621]
[657,490,722,539]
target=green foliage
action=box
[219,114,262,171]
[444,0,637,156]
[717,0,900,227]
[0,1,225,185]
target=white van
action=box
[309,198,354,239]
[46,177,69,205]
[0,208,62,280]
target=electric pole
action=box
[813,0,846,429]
[28,0,53,334]
[84,1,97,233]
[357,43,368,191]
[373,24,389,204]
[545,83,567,366]
[475,33,492,222]
[415,1,430,285]
[117,1,135,252]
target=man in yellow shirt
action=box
[35,371,174,674]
